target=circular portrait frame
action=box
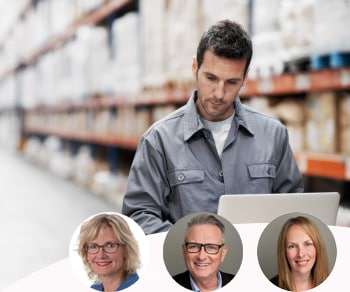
[163,212,243,289]
[257,212,337,290]
[68,212,149,289]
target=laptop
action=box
[217,192,340,225]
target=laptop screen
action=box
[217,192,340,225]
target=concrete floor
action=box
[0,149,118,290]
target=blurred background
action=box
[0,0,350,289]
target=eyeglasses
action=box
[85,242,124,254]
[184,242,225,255]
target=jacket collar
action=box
[183,90,254,141]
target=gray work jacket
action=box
[122,91,304,234]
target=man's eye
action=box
[207,247,216,252]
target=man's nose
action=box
[214,81,225,99]
[197,246,207,259]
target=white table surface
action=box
[4,224,350,291]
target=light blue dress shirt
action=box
[190,271,222,291]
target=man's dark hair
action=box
[196,19,253,76]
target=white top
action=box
[200,114,234,158]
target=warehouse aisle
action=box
[0,149,119,290]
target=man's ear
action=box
[182,244,187,259]
[192,55,198,79]
[220,245,228,263]
[243,66,250,84]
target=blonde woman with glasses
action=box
[78,213,141,291]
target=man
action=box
[122,20,303,234]
[173,213,234,291]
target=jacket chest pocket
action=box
[247,163,276,179]
[167,169,207,217]
[246,163,276,192]
[168,169,204,187]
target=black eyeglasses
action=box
[184,242,225,255]
[85,242,125,254]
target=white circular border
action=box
[68,212,149,288]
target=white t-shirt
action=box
[199,114,234,158]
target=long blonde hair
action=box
[78,213,141,282]
[277,216,329,291]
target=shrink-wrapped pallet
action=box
[140,0,167,88]
[305,92,338,153]
[165,0,202,84]
[110,12,141,96]
[202,0,249,32]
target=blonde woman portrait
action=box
[75,213,144,291]
[270,216,331,291]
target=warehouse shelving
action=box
[0,0,349,183]
[242,68,350,182]
[20,66,350,106]
[0,0,34,49]
[24,126,139,149]
[0,0,135,80]
[240,67,350,96]
[25,0,134,66]
[22,68,350,180]
[295,152,350,181]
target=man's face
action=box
[193,49,247,122]
[182,224,228,286]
